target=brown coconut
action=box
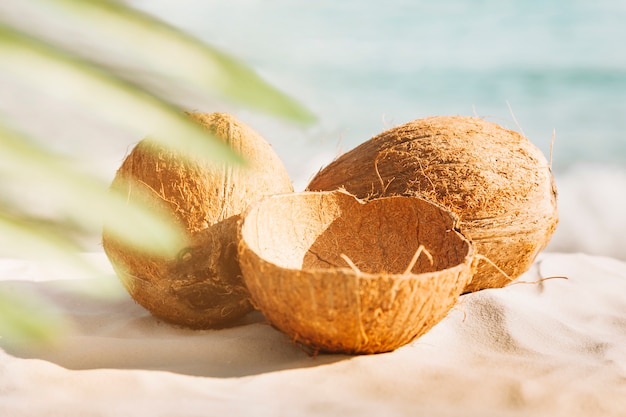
[238,190,475,354]
[306,116,558,292]
[102,112,293,328]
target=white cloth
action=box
[1,252,625,417]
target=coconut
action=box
[238,190,475,354]
[102,112,293,328]
[306,116,558,292]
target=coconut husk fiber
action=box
[306,116,558,293]
[102,112,293,329]
[238,190,475,354]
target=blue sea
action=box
[131,0,626,258]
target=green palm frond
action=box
[0,121,188,260]
[0,0,314,345]
[41,0,315,123]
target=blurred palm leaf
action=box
[38,0,315,122]
[0,121,188,260]
[0,0,314,344]
[0,25,244,165]
[0,287,69,349]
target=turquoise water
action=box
[132,0,626,175]
[130,0,626,259]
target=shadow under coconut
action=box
[0,277,349,378]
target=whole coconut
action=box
[102,112,293,328]
[307,116,558,292]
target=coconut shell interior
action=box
[238,190,475,354]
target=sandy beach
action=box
[1,250,625,416]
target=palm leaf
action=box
[0,0,313,344]
[0,121,188,260]
[2,0,315,124]
[0,25,242,165]
[0,289,68,348]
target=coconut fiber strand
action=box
[238,190,475,354]
[103,112,293,328]
[307,116,558,292]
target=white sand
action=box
[547,165,626,260]
[1,252,626,417]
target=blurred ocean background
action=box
[127,0,626,260]
[3,1,624,260]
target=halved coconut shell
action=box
[238,190,475,354]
